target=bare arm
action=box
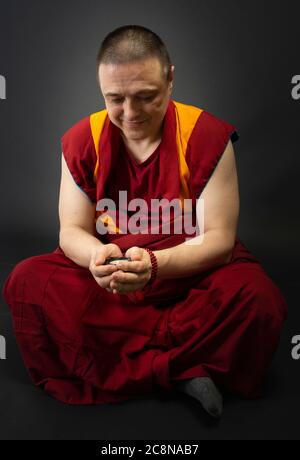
[154,140,240,279]
[58,153,103,268]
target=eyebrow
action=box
[105,89,157,97]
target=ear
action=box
[168,65,175,91]
[170,65,175,83]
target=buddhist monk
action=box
[1,25,288,419]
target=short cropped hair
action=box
[97,25,172,81]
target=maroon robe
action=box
[1,100,288,404]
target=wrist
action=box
[152,249,170,280]
[89,241,105,262]
[142,248,158,289]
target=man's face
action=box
[98,57,174,141]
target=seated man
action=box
[2,25,288,418]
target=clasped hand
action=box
[89,244,152,294]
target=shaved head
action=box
[97,25,172,81]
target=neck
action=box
[121,123,164,152]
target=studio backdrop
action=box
[0,0,299,440]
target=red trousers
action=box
[1,246,288,404]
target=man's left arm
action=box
[153,140,240,279]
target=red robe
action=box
[1,100,288,404]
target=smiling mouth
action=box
[123,120,146,125]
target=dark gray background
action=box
[0,0,299,440]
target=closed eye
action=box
[110,94,156,104]
[139,95,155,101]
[111,98,124,104]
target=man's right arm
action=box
[58,153,103,268]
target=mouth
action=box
[122,120,147,127]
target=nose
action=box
[122,98,141,121]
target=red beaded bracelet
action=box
[133,248,158,301]
[144,248,158,285]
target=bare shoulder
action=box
[201,140,238,195]
[59,154,96,235]
[199,140,239,236]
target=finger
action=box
[93,253,110,266]
[97,273,116,289]
[110,280,143,294]
[113,260,146,274]
[93,251,121,268]
[111,270,140,284]
[125,246,142,259]
[92,263,118,277]
[110,279,121,294]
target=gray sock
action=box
[175,377,223,419]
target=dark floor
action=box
[0,253,299,440]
